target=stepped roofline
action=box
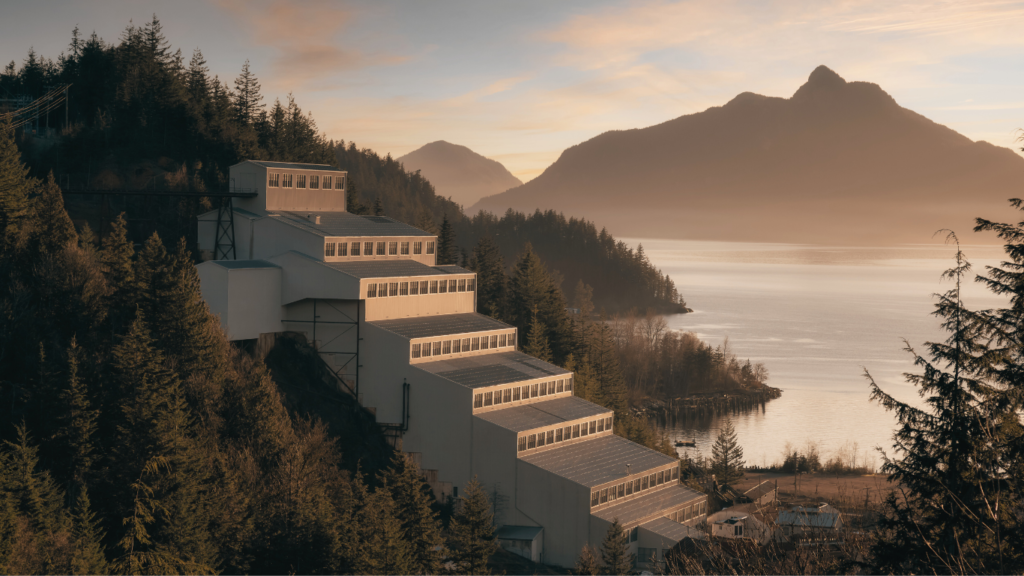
[476,395,609,432]
[234,160,345,172]
[415,350,568,389]
[370,312,512,340]
[593,485,705,525]
[267,211,434,237]
[324,259,465,279]
[521,434,676,488]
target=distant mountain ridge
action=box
[398,141,522,208]
[471,66,1024,245]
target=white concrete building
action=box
[195,160,708,568]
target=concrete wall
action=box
[253,217,324,261]
[402,369,475,492]
[470,418,519,526]
[267,252,362,303]
[516,459,591,567]
[324,236,436,265]
[196,263,283,340]
[360,322,417,424]
[364,280,476,321]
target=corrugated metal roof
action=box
[243,160,345,172]
[592,485,706,525]
[266,210,434,237]
[415,351,569,389]
[324,260,462,279]
[776,511,840,529]
[521,434,678,488]
[208,259,280,270]
[476,396,610,432]
[435,265,472,274]
[370,313,512,339]
[640,517,705,543]
[495,525,543,541]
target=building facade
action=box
[195,160,708,567]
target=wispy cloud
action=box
[213,0,407,90]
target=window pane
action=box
[573,424,580,438]
[411,344,420,358]
[618,484,625,498]
[468,278,476,291]
[296,175,306,188]
[421,343,431,357]
[463,338,471,351]
[531,384,539,398]
[449,279,457,292]
[626,481,633,496]
[589,420,596,434]
[555,428,562,442]
[513,387,521,401]
[400,282,409,296]
[504,389,512,403]
[537,432,545,447]
[390,282,399,296]
[458,279,466,292]
[452,338,460,353]
[546,430,554,444]
[490,335,498,349]
[597,418,604,432]
[474,394,482,408]
[472,338,480,351]
[338,242,348,256]
[410,281,419,295]
[548,380,555,394]
[325,242,335,257]
[430,281,439,294]
[310,175,319,189]
[376,242,386,255]
[433,341,441,355]
[600,489,608,503]
[606,416,612,429]
[493,388,502,405]
[421,281,429,294]
[539,382,547,396]
[579,420,586,434]
[528,434,536,449]
[414,242,422,254]
[592,492,599,506]
[484,392,493,406]
[634,479,641,493]
[642,476,648,490]
[439,280,448,294]
[442,340,451,354]
[351,242,360,256]
[389,241,398,255]
[323,176,331,189]
[367,283,377,298]
[336,175,344,190]
[609,488,617,502]
[518,437,527,451]
[499,334,507,347]
[401,241,410,255]
[564,426,572,439]
[364,242,373,255]
[480,336,488,350]
[426,241,435,254]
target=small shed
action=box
[776,503,843,538]
[495,525,543,563]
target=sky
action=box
[4,0,1024,182]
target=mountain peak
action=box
[793,65,846,99]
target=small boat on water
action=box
[674,439,696,447]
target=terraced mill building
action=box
[195,160,708,568]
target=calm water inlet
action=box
[625,239,1008,469]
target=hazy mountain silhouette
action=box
[471,66,1024,245]
[398,141,523,208]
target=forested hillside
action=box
[0,123,505,574]
[1,16,685,316]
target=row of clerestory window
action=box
[367,277,475,299]
[326,240,434,258]
[268,172,345,190]
[477,376,575,411]
[665,500,706,524]
[411,331,515,360]
[515,412,607,453]
[590,466,681,508]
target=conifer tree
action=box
[345,179,368,215]
[508,242,571,361]
[100,212,136,325]
[0,120,33,255]
[437,213,458,265]
[575,543,600,575]
[355,480,416,575]
[373,197,385,216]
[233,59,263,125]
[710,419,744,485]
[471,235,507,320]
[448,477,497,575]
[77,223,98,254]
[524,307,553,362]
[134,231,168,320]
[53,338,98,487]
[30,173,77,255]
[867,233,1004,573]
[384,452,445,574]
[599,518,634,575]
[590,322,629,414]
[69,487,108,575]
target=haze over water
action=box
[626,239,1008,469]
